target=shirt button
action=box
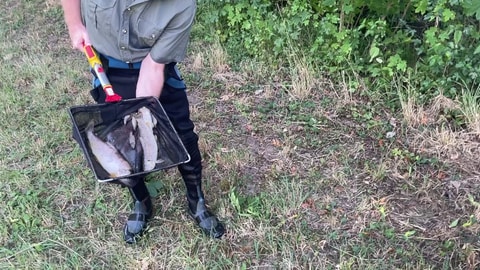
[122,29,127,34]
[120,46,126,50]
[127,8,131,11]
[151,34,155,39]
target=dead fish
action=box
[106,118,144,173]
[132,106,158,171]
[85,121,132,178]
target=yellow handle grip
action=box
[83,44,103,69]
[82,44,122,102]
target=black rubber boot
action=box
[123,181,153,244]
[184,182,225,239]
[175,123,224,238]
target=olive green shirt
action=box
[81,0,196,64]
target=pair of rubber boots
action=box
[123,183,225,244]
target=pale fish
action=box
[132,106,158,171]
[85,121,132,178]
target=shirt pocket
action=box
[88,0,117,28]
[136,18,163,48]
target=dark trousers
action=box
[91,64,202,200]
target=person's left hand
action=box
[136,54,165,98]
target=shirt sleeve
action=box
[150,2,196,64]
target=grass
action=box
[2,0,480,269]
[461,86,480,136]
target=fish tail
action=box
[86,120,95,133]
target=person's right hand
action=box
[67,24,91,51]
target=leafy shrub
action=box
[196,0,480,101]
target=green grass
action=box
[2,0,480,269]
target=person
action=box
[60,0,225,243]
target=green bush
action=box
[196,0,480,101]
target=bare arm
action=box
[136,54,165,98]
[61,0,90,51]
[62,1,164,97]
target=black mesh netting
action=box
[68,97,190,182]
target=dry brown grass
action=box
[337,70,368,105]
[190,51,204,72]
[397,80,428,127]
[401,89,480,177]
[289,53,316,101]
[412,126,480,175]
[207,40,230,74]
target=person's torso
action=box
[81,0,195,63]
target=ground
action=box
[1,0,480,269]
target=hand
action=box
[68,25,91,51]
[60,0,90,51]
[136,54,165,98]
